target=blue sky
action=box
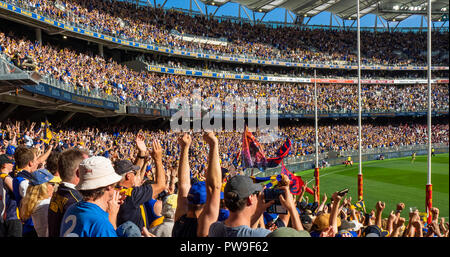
[149,0,449,28]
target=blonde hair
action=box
[19,183,50,222]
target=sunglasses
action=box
[252,191,261,196]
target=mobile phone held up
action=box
[264,188,288,214]
[337,188,349,197]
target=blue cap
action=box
[336,231,358,237]
[116,221,141,237]
[263,212,278,225]
[6,145,16,155]
[218,208,229,222]
[187,181,207,205]
[29,169,60,186]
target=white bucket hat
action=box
[76,156,122,190]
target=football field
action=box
[294,153,449,219]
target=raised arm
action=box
[197,132,222,237]
[375,201,385,228]
[315,193,328,215]
[279,185,303,231]
[390,217,406,237]
[150,140,166,199]
[134,134,147,172]
[329,192,343,235]
[297,184,307,203]
[36,144,53,165]
[174,133,192,221]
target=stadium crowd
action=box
[1,119,448,172]
[0,0,448,241]
[1,30,449,113]
[145,54,449,80]
[4,0,449,66]
[0,119,448,237]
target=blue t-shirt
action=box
[60,201,117,237]
[208,221,271,237]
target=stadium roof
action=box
[200,0,449,21]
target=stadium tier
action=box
[1,28,448,115]
[0,0,448,69]
[0,0,448,240]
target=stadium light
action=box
[393,5,399,10]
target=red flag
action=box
[296,175,314,195]
[267,138,291,168]
[281,161,314,195]
[241,126,268,170]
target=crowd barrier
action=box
[253,143,449,177]
[21,81,119,110]
[147,64,450,84]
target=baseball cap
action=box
[339,220,356,231]
[29,169,62,186]
[267,227,311,237]
[187,181,207,205]
[116,221,141,237]
[0,154,14,166]
[336,230,358,237]
[224,175,263,200]
[6,145,16,156]
[263,212,279,225]
[348,220,363,231]
[114,160,140,176]
[362,225,389,237]
[161,194,178,218]
[313,213,341,232]
[76,156,123,191]
[218,208,230,221]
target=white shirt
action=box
[61,182,77,189]
[19,179,29,198]
[32,198,51,237]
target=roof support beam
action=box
[333,14,342,27]
[211,5,220,17]
[374,14,377,30]
[392,21,401,32]
[241,5,253,24]
[378,15,387,29]
[440,20,448,31]
[329,12,333,28]
[285,9,287,25]
[287,10,296,23]
[161,0,168,8]
[193,0,204,15]
[305,16,312,26]
[258,12,267,24]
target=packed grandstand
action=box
[0,0,448,239]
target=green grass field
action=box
[294,153,449,219]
